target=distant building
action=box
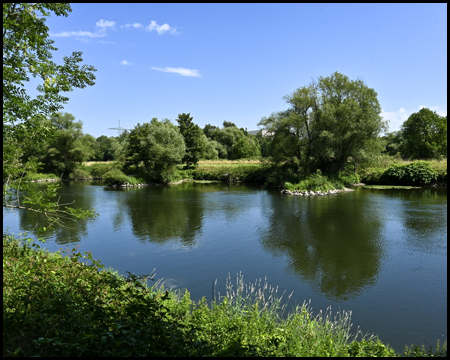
[247,129,274,137]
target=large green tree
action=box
[127,118,185,182]
[259,72,387,174]
[400,108,447,159]
[176,113,204,168]
[40,112,93,176]
[3,3,97,227]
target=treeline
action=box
[16,73,447,186]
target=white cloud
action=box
[382,105,447,132]
[122,23,143,29]
[52,30,106,38]
[52,19,115,38]
[381,108,409,132]
[151,67,201,77]
[146,20,177,35]
[120,60,133,65]
[96,19,116,30]
[99,40,116,45]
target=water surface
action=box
[3,181,447,352]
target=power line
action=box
[108,120,132,136]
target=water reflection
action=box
[258,193,385,301]
[14,181,97,245]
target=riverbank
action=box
[16,158,447,191]
[3,233,446,357]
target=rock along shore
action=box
[281,188,353,196]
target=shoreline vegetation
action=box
[22,158,447,193]
[3,233,447,357]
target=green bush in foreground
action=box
[3,234,447,357]
[381,161,438,186]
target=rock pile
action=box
[281,189,339,196]
[109,183,149,188]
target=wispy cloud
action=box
[99,40,116,45]
[382,105,447,132]
[120,60,133,65]
[151,67,201,77]
[52,30,106,38]
[120,20,179,34]
[52,19,115,38]
[121,23,143,29]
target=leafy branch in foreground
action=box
[3,173,97,229]
[3,3,97,227]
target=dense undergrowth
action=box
[18,158,447,190]
[3,233,447,357]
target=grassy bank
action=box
[19,157,447,189]
[3,233,447,357]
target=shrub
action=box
[68,168,90,179]
[381,161,438,186]
[88,162,118,178]
[103,168,135,186]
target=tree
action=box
[127,118,185,182]
[3,3,97,227]
[259,72,387,174]
[383,131,404,157]
[223,120,237,128]
[35,112,91,176]
[203,124,219,139]
[176,113,204,168]
[400,108,447,159]
[95,135,115,161]
[210,126,260,160]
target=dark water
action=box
[3,181,447,352]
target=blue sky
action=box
[39,3,446,138]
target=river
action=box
[3,181,447,352]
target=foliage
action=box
[4,234,446,357]
[380,161,438,186]
[3,3,97,227]
[94,135,116,161]
[86,162,120,178]
[176,113,204,167]
[198,134,219,160]
[39,112,93,176]
[103,168,138,186]
[126,119,185,180]
[382,131,404,157]
[400,108,447,160]
[283,171,347,192]
[259,72,387,174]
[209,126,261,160]
[68,168,90,180]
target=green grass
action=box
[362,185,422,190]
[3,233,447,357]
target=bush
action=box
[381,161,438,186]
[88,162,119,178]
[68,168,90,179]
[103,168,136,186]
[283,171,346,192]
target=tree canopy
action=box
[176,113,204,168]
[3,3,97,227]
[400,108,447,159]
[259,72,387,174]
[127,118,186,181]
